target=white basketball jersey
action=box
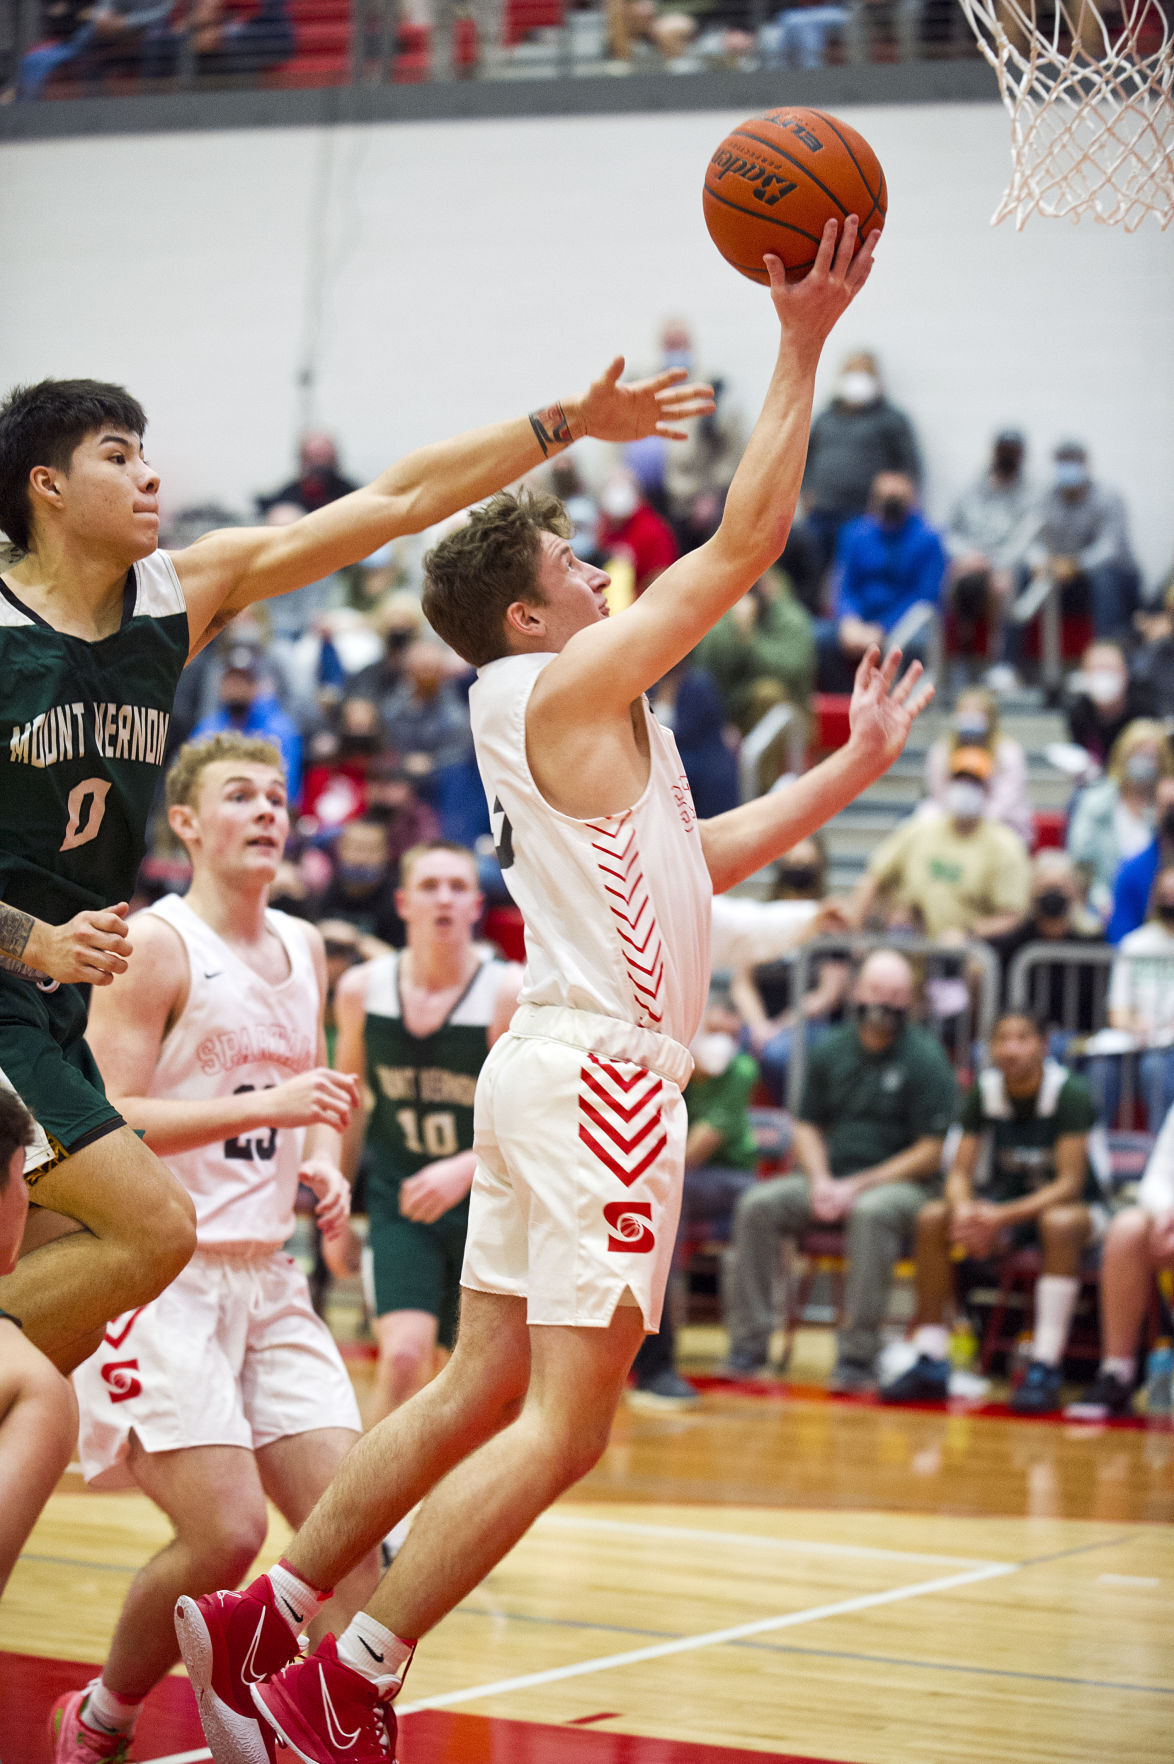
[469,652,712,1045]
[144,894,320,1246]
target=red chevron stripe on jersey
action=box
[587,817,665,1027]
[578,1058,666,1188]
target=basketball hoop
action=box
[957,0,1174,229]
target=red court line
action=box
[0,1650,850,1763]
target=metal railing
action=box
[738,701,807,806]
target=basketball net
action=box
[957,0,1174,229]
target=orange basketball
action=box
[703,107,887,285]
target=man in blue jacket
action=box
[817,471,946,692]
[1108,777,1174,943]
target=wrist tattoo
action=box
[529,401,572,458]
[0,903,33,960]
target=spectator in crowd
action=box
[648,661,739,820]
[881,1011,1099,1414]
[722,949,956,1389]
[943,428,1034,673]
[191,644,303,803]
[1067,719,1174,913]
[185,0,294,75]
[1020,441,1142,638]
[632,993,763,1406]
[1070,1099,1174,1418]
[300,695,386,831]
[664,372,744,552]
[1106,865,1174,1129]
[695,567,815,738]
[363,754,443,878]
[816,471,946,692]
[11,0,172,98]
[0,1087,77,1600]
[924,686,1033,845]
[851,747,1032,941]
[729,836,851,1105]
[380,642,473,781]
[596,465,679,599]
[1108,776,1174,944]
[1130,576,1174,718]
[315,816,404,953]
[547,458,602,565]
[1065,638,1158,768]
[257,430,358,517]
[801,350,922,573]
[347,592,426,721]
[987,850,1106,1045]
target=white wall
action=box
[1,101,1172,580]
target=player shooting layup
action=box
[51,733,376,1762]
[0,359,711,1372]
[180,220,933,1764]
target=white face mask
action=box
[837,371,879,408]
[946,779,987,822]
[1084,667,1125,707]
[954,713,990,741]
[691,1031,738,1078]
[600,480,639,522]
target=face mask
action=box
[1161,809,1174,843]
[992,443,1023,476]
[691,1030,738,1078]
[662,348,692,371]
[600,481,639,522]
[946,779,986,820]
[1158,903,1174,927]
[837,371,879,407]
[954,713,990,741]
[777,866,820,894]
[222,699,252,724]
[879,495,910,526]
[1054,460,1089,491]
[339,733,379,757]
[1035,888,1070,919]
[856,1002,906,1035]
[337,862,384,888]
[1124,753,1159,787]
[1084,667,1124,706]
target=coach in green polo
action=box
[722,948,957,1389]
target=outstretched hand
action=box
[763,216,881,345]
[578,357,715,444]
[847,645,934,774]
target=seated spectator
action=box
[596,466,679,600]
[346,592,426,722]
[924,686,1033,845]
[721,949,956,1388]
[380,641,473,785]
[987,850,1106,1048]
[880,1011,1099,1415]
[362,753,442,880]
[257,430,357,516]
[943,428,1034,673]
[1020,441,1142,638]
[1067,719,1174,914]
[851,747,1032,942]
[663,366,743,551]
[729,836,851,1105]
[187,0,294,74]
[695,567,814,738]
[816,471,946,693]
[1130,575,1174,719]
[191,644,302,803]
[630,993,762,1407]
[1070,1099,1174,1418]
[547,459,602,565]
[649,661,739,820]
[1107,776,1174,943]
[300,696,385,831]
[1105,865,1174,1129]
[1066,638,1157,768]
[801,350,922,575]
[315,815,404,952]
[12,0,173,99]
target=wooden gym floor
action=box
[2,1334,1171,1764]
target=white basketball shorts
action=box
[462,1004,691,1330]
[72,1244,361,1488]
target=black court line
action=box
[733,1638,1174,1698]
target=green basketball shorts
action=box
[365,1178,470,1350]
[0,970,124,1185]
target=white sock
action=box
[1032,1275,1079,1367]
[85,1679,142,1737]
[914,1324,950,1361]
[1103,1355,1136,1384]
[337,1612,416,1691]
[268,1561,329,1639]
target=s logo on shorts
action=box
[603,1200,655,1254]
[101,1359,143,1403]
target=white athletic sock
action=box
[1103,1355,1136,1384]
[914,1324,950,1361]
[268,1561,329,1640]
[1032,1275,1079,1367]
[337,1612,416,1691]
[85,1679,142,1737]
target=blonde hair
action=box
[1107,719,1174,787]
[398,840,479,889]
[165,733,285,811]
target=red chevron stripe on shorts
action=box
[578,1060,666,1187]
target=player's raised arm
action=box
[173,361,713,654]
[537,219,877,715]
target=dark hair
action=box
[422,489,571,668]
[0,1090,36,1191]
[0,378,147,554]
[992,1010,1048,1042]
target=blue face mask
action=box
[663,349,692,371]
[1054,460,1088,491]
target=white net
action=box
[957,0,1174,228]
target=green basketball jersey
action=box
[0,553,189,940]
[363,951,507,1191]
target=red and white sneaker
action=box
[174,1575,303,1764]
[49,1684,131,1763]
[252,1633,400,1763]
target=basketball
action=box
[703,107,887,285]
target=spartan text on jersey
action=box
[197,1022,316,1077]
[8,701,171,769]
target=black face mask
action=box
[1161,809,1174,844]
[856,1002,906,1035]
[879,496,910,526]
[1158,903,1174,927]
[222,699,252,724]
[339,733,379,757]
[778,866,820,894]
[1035,889,1070,919]
[993,443,1023,477]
